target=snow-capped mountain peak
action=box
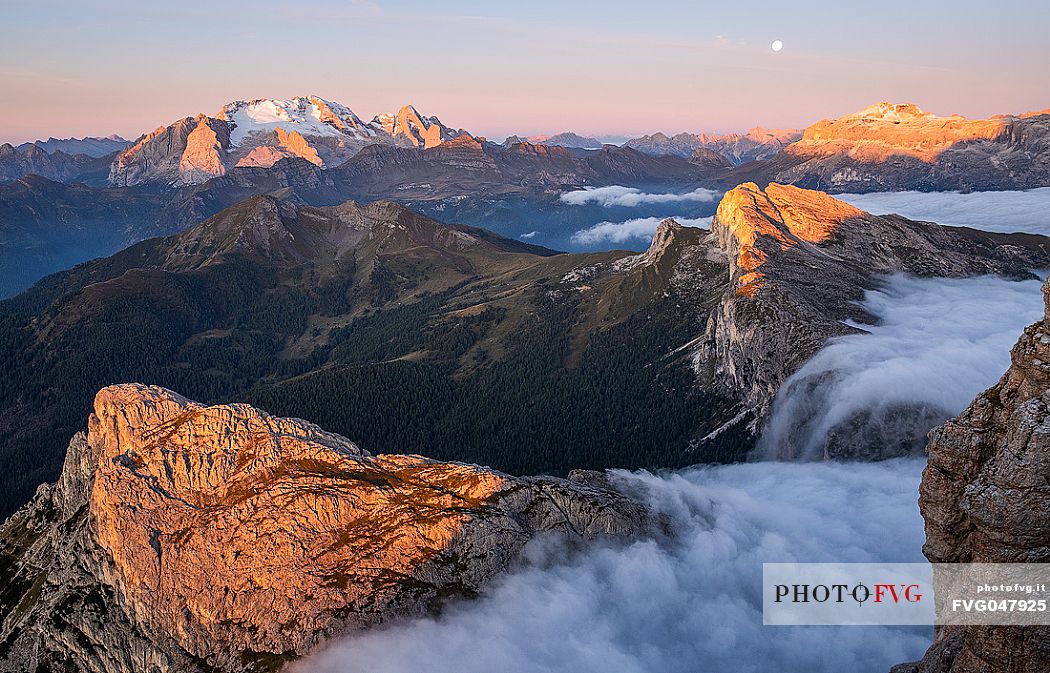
[109,96,475,186]
[217,96,378,146]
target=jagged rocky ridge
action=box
[625,127,801,164]
[0,183,1047,516]
[890,281,1050,673]
[0,384,653,672]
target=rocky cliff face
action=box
[696,182,1050,457]
[110,115,233,187]
[746,102,1050,192]
[0,385,652,672]
[891,282,1050,673]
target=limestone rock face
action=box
[0,385,651,672]
[697,182,1050,457]
[712,181,864,288]
[754,102,1050,192]
[274,127,323,166]
[891,280,1050,672]
[111,115,233,187]
[538,181,1050,460]
[178,114,229,183]
[234,145,297,168]
[795,102,1003,162]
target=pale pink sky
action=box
[2,1,1048,144]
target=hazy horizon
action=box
[2,0,1049,144]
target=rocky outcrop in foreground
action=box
[0,385,651,672]
[891,280,1050,673]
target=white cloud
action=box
[560,185,722,207]
[837,188,1050,236]
[519,231,539,239]
[570,216,712,246]
[297,459,930,673]
[760,273,1044,459]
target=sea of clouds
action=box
[560,185,721,208]
[760,273,1044,459]
[570,215,712,245]
[838,188,1050,236]
[298,459,930,673]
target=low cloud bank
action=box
[760,274,1044,460]
[560,185,721,207]
[299,459,929,673]
[838,188,1050,236]
[570,216,712,245]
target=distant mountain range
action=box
[524,132,605,149]
[0,136,129,185]
[624,127,802,164]
[3,98,1050,298]
[0,143,117,185]
[16,135,129,157]
[109,96,473,186]
[5,98,1049,192]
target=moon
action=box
[771,40,784,52]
